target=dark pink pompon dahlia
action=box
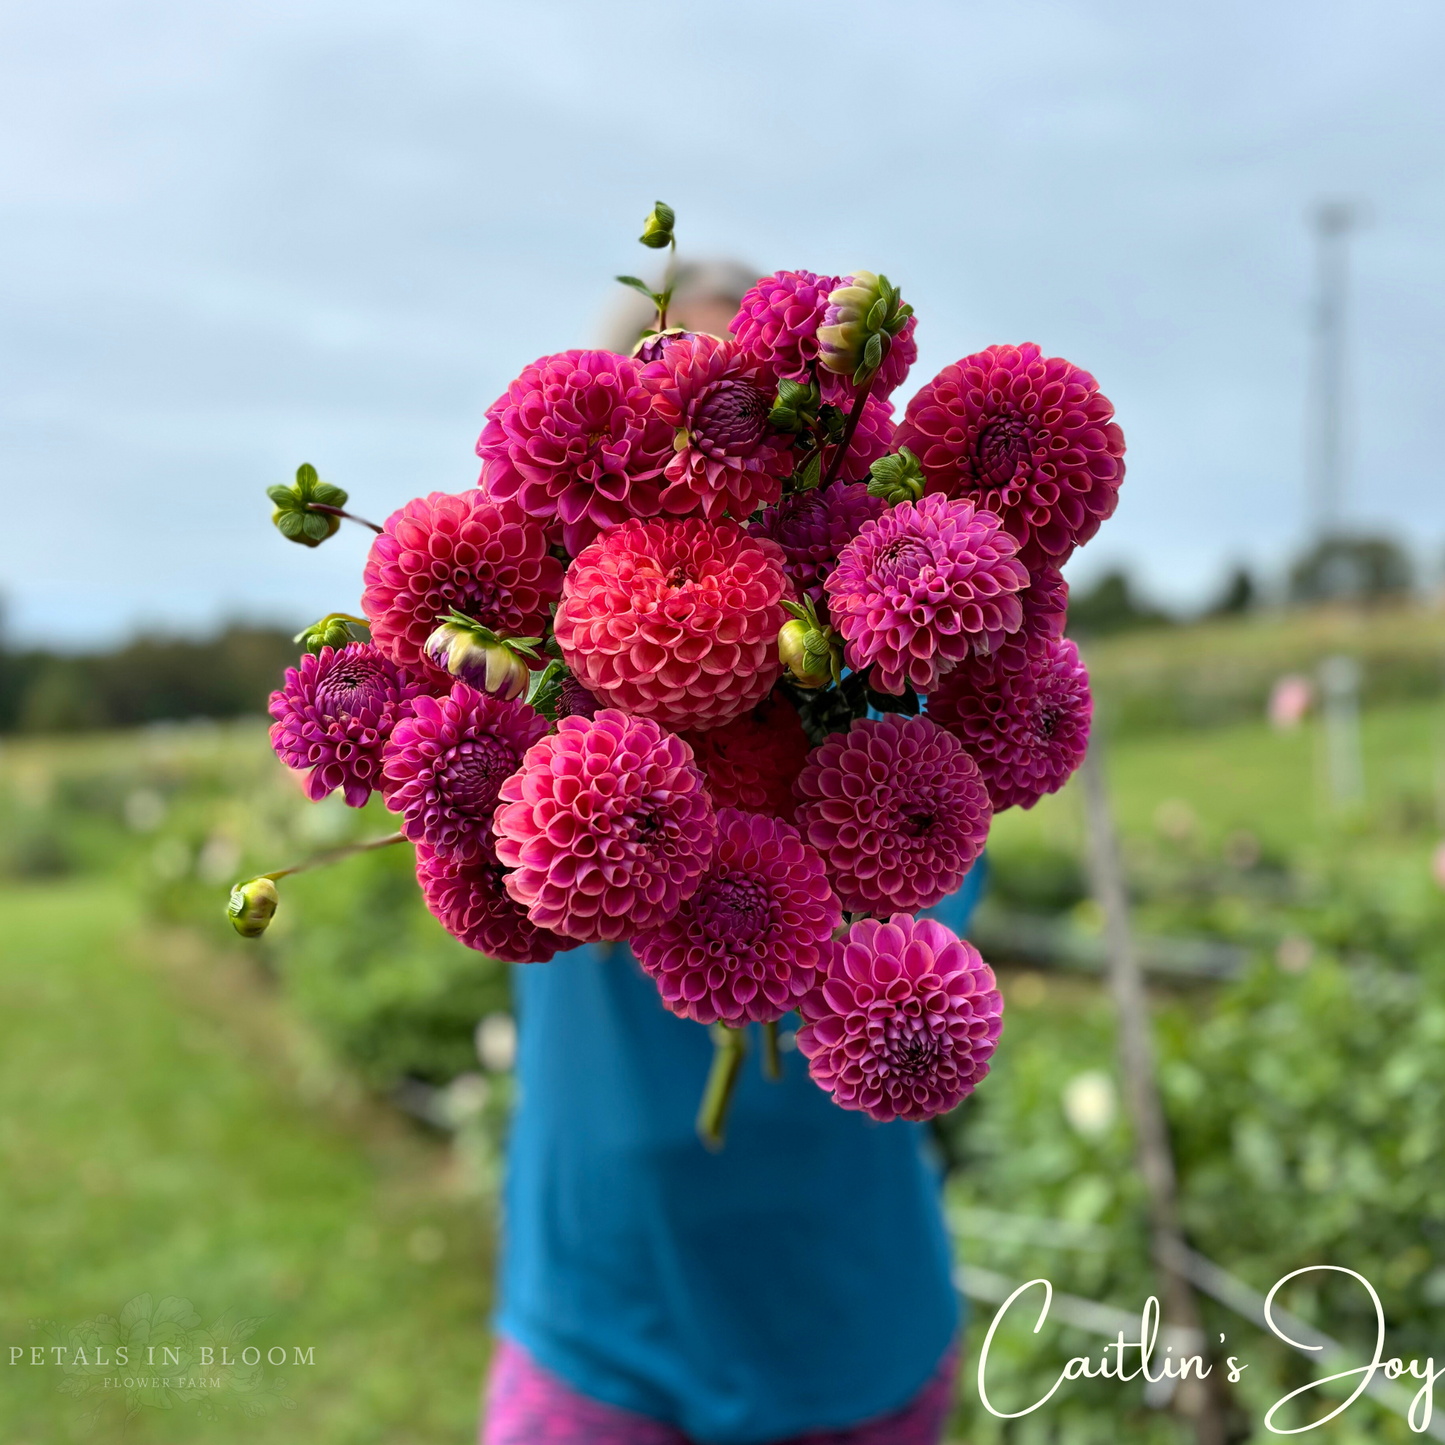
[729,269,840,385]
[476,349,674,554]
[797,913,1004,1123]
[825,492,1030,695]
[749,481,885,604]
[632,807,841,1026]
[895,343,1125,569]
[268,643,429,808]
[382,683,548,865]
[640,333,792,523]
[793,714,991,915]
[361,490,562,677]
[926,635,1092,811]
[680,691,812,823]
[553,517,790,732]
[415,844,567,964]
[491,709,717,943]
[834,392,897,482]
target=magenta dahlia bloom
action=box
[797,914,1003,1123]
[895,343,1126,568]
[926,636,1092,811]
[835,392,897,482]
[825,492,1030,695]
[491,709,717,942]
[640,333,792,522]
[553,517,791,731]
[680,692,811,822]
[793,715,991,914]
[476,349,675,554]
[632,807,841,1025]
[361,490,562,677]
[268,643,429,807]
[729,269,840,384]
[749,481,885,603]
[989,563,1069,672]
[415,844,567,964]
[382,683,549,864]
[554,676,601,720]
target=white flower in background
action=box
[1063,1070,1117,1138]
[123,788,166,832]
[475,1012,518,1073]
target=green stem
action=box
[696,1024,747,1151]
[307,502,383,535]
[262,831,406,883]
[761,1020,782,1082]
[820,366,879,491]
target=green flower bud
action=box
[768,377,821,434]
[817,272,914,385]
[294,613,366,654]
[777,599,842,689]
[228,877,279,938]
[638,200,676,249]
[425,613,542,701]
[866,446,927,505]
[267,463,350,548]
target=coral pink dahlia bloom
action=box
[269,643,429,808]
[894,343,1126,569]
[553,517,791,731]
[824,492,1029,695]
[476,349,675,554]
[640,333,792,521]
[382,683,549,865]
[415,844,567,964]
[491,709,717,943]
[361,490,562,676]
[797,914,1004,1123]
[926,636,1092,811]
[793,714,991,915]
[680,692,811,823]
[749,481,885,604]
[632,807,841,1025]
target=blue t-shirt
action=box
[497,862,986,1444]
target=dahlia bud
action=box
[817,272,914,386]
[768,377,821,435]
[227,877,279,938]
[268,463,350,547]
[778,598,841,689]
[866,447,926,506]
[638,200,676,249]
[293,613,366,655]
[424,612,542,701]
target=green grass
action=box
[0,877,494,1444]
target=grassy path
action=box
[0,879,493,1445]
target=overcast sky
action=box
[3,0,1443,646]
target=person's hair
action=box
[600,259,760,352]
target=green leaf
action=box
[863,332,884,374]
[311,481,349,508]
[276,510,306,540]
[616,275,657,301]
[266,485,293,507]
[294,462,318,491]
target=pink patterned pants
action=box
[481,1336,958,1445]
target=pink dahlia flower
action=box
[632,807,841,1025]
[824,492,1030,695]
[729,269,840,385]
[680,692,811,822]
[894,343,1126,569]
[268,643,429,807]
[476,349,674,554]
[640,333,793,522]
[553,517,791,731]
[749,481,885,603]
[415,844,567,964]
[491,709,717,942]
[361,490,562,676]
[926,636,1092,811]
[989,563,1069,672]
[797,913,1003,1123]
[793,714,991,915]
[554,676,601,720]
[382,683,549,865]
[835,392,897,482]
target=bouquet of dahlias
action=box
[230,203,1124,1146]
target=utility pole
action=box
[1308,202,1357,541]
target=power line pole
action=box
[1308,202,1356,541]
